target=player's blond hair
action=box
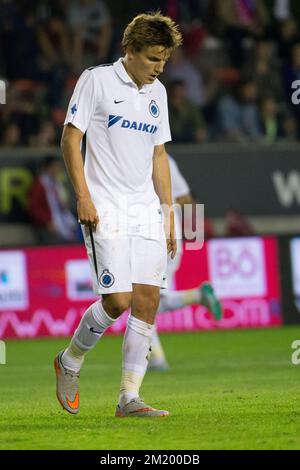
[122,11,183,53]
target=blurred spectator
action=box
[273,0,292,21]
[276,18,300,61]
[168,79,207,143]
[1,122,22,147]
[271,0,300,22]
[216,79,262,142]
[67,0,112,72]
[1,84,40,145]
[280,111,299,141]
[260,96,280,143]
[225,209,254,236]
[29,120,59,147]
[36,10,72,70]
[0,2,68,107]
[243,40,283,101]
[165,46,206,106]
[0,4,41,80]
[28,156,78,244]
[215,0,270,67]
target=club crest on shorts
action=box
[99,269,115,288]
[149,100,160,118]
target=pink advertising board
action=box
[0,237,282,339]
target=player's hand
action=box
[164,210,177,259]
[167,236,177,260]
[77,196,99,231]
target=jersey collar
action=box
[113,58,152,94]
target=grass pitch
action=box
[0,326,300,450]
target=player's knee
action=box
[102,293,132,318]
[133,291,160,316]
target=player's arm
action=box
[61,123,99,229]
[176,193,193,208]
[153,144,176,259]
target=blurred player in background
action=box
[28,156,78,245]
[149,155,223,371]
[55,12,182,418]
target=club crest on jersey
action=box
[149,100,160,118]
[99,269,115,288]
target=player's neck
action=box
[122,58,143,90]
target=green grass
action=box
[0,326,300,450]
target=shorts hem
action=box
[132,279,167,289]
[94,285,133,295]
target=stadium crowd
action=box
[1,0,300,146]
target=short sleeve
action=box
[153,85,172,146]
[64,69,98,134]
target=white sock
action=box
[62,301,115,372]
[158,288,201,312]
[119,314,154,407]
[150,326,167,366]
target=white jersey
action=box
[64,58,171,222]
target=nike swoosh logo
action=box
[90,327,102,335]
[129,407,153,414]
[114,99,125,104]
[67,392,79,410]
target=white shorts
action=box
[82,220,168,294]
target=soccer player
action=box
[149,155,223,371]
[54,12,182,418]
